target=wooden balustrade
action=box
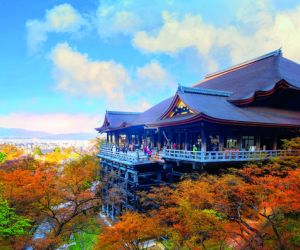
[99,143,298,164]
[162,149,298,163]
[98,143,149,164]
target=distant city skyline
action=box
[1,0,300,133]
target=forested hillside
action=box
[0,138,299,250]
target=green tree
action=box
[0,152,7,163]
[0,196,31,238]
[53,147,61,153]
[33,147,43,156]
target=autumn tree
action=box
[0,158,54,221]
[46,155,101,239]
[282,136,300,150]
[89,137,105,155]
[95,212,162,250]
[0,144,23,161]
[139,167,300,249]
[0,155,102,249]
[238,166,300,250]
[137,180,228,249]
[95,139,300,250]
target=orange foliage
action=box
[0,144,23,161]
[95,212,162,250]
[0,155,101,248]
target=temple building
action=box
[96,49,300,219]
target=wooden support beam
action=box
[157,173,162,182]
[178,132,181,149]
[157,130,162,150]
[256,135,261,150]
[237,133,242,150]
[201,126,207,152]
[219,134,224,151]
[115,133,119,146]
[184,130,188,150]
[273,134,278,150]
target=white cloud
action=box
[0,113,101,134]
[134,12,216,55]
[26,4,86,53]
[133,6,300,67]
[136,60,175,90]
[97,8,142,37]
[50,43,131,102]
[50,43,168,111]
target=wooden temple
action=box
[96,49,300,219]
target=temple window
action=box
[242,136,255,150]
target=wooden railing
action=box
[99,143,299,164]
[162,149,298,163]
[98,143,148,164]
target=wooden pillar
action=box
[201,125,207,152]
[219,134,224,151]
[170,129,174,145]
[157,130,162,150]
[115,133,119,146]
[157,173,162,183]
[178,132,181,149]
[256,135,261,150]
[125,133,129,146]
[106,133,109,143]
[142,130,146,146]
[150,131,154,147]
[133,172,138,183]
[272,134,278,150]
[106,204,109,216]
[111,203,115,220]
[237,132,242,150]
[184,130,188,150]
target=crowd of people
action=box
[109,143,154,159]
[108,142,203,155]
[107,139,248,158]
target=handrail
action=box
[99,143,149,163]
[162,149,298,162]
[99,143,298,163]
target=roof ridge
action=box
[205,48,282,79]
[178,86,232,97]
[106,110,141,115]
[275,50,283,80]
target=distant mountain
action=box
[0,127,51,138]
[0,127,97,140]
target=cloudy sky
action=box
[1,0,300,133]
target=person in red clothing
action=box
[147,147,152,159]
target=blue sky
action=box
[1,0,300,133]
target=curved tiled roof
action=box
[96,111,141,132]
[96,50,300,132]
[146,89,300,127]
[131,97,174,125]
[194,49,300,101]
